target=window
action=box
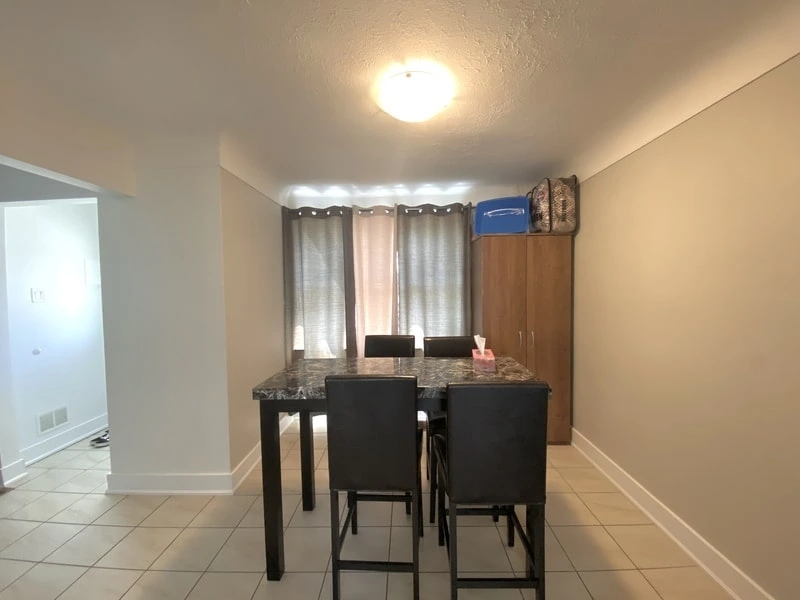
[283,203,472,361]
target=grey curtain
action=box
[283,207,356,363]
[396,203,473,346]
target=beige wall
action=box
[0,65,134,196]
[574,55,800,600]
[220,169,285,471]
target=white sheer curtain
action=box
[353,206,397,357]
[396,204,472,348]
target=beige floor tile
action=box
[287,494,340,528]
[252,572,325,600]
[547,446,593,469]
[389,526,450,572]
[506,526,574,572]
[43,525,132,567]
[0,522,84,562]
[388,571,523,600]
[49,494,125,525]
[96,527,181,570]
[8,492,83,521]
[91,458,112,471]
[321,571,387,600]
[580,569,661,600]
[14,467,48,484]
[551,526,635,571]
[57,567,143,600]
[0,491,45,519]
[151,528,232,571]
[120,570,200,600]
[579,493,650,525]
[281,450,326,469]
[93,496,167,526]
[546,469,573,493]
[521,571,591,600]
[15,469,82,492]
[0,559,35,591]
[139,496,213,528]
[390,494,429,527]
[545,493,599,526]
[606,525,693,569]
[282,527,332,572]
[54,470,109,494]
[559,467,618,493]
[207,528,266,572]
[340,526,391,564]
[450,526,514,573]
[239,494,300,528]
[58,452,108,470]
[186,572,262,600]
[0,520,39,551]
[188,495,257,527]
[642,566,733,599]
[32,451,84,469]
[234,471,263,496]
[0,562,85,600]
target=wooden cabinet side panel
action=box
[471,237,484,336]
[527,236,573,443]
[478,236,527,364]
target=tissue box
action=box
[472,348,496,372]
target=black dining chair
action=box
[433,382,549,600]
[364,334,415,358]
[362,334,421,520]
[422,336,477,523]
[326,375,421,600]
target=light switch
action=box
[30,288,46,303]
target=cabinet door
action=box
[527,236,573,443]
[480,236,527,364]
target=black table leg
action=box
[299,410,316,510]
[527,504,545,596]
[260,403,284,580]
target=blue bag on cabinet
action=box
[473,196,529,235]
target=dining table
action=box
[252,355,548,580]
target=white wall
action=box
[0,210,23,485]
[100,138,233,493]
[220,170,285,474]
[4,201,107,463]
[573,55,800,600]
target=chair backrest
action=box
[326,375,419,491]
[364,335,415,358]
[423,336,477,358]
[446,382,549,505]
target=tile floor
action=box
[0,419,734,599]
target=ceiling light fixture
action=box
[376,61,456,123]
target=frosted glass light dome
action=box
[376,64,455,123]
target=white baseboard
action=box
[572,429,774,600]
[22,414,108,465]
[231,413,296,492]
[106,471,237,496]
[0,458,27,487]
[108,414,298,496]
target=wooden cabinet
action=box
[471,234,573,443]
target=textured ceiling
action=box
[0,0,798,191]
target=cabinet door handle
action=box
[530,331,536,367]
[518,330,522,347]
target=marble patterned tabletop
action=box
[253,356,548,401]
